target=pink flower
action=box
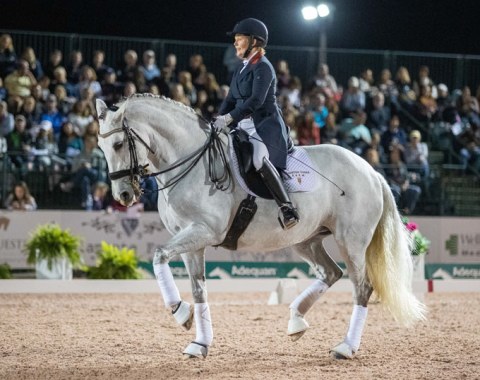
[406,222,417,232]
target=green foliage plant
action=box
[24,223,82,270]
[0,263,12,279]
[86,241,141,279]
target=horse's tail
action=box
[365,174,427,326]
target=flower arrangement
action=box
[402,217,430,256]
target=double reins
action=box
[98,115,231,194]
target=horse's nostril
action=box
[120,191,131,202]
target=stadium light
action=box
[302,3,334,65]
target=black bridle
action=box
[97,117,231,196]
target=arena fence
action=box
[3,29,480,90]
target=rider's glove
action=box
[213,113,233,133]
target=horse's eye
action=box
[113,141,123,151]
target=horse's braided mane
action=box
[116,93,199,116]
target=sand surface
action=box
[0,292,478,379]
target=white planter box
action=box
[35,255,73,280]
[412,254,425,281]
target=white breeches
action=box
[237,118,269,170]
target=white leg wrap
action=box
[345,304,368,352]
[194,303,213,346]
[289,279,329,316]
[153,262,181,307]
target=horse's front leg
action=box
[180,250,212,359]
[152,223,216,358]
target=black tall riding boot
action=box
[258,158,299,230]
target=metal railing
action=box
[3,29,480,90]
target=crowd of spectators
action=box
[1,32,479,214]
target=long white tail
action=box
[365,174,427,326]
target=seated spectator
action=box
[68,100,95,137]
[38,75,51,101]
[364,147,386,177]
[457,85,480,128]
[413,65,437,99]
[203,72,222,112]
[358,68,375,95]
[0,100,14,137]
[162,53,178,83]
[459,137,480,172]
[377,68,398,107]
[18,95,42,130]
[346,109,372,155]
[140,50,161,85]
[65,50,84,85]
[320,113,340,145]
[40,94,66,138]
[170,83,190,106]
[44,49,63,80]
[60,135,106,208]
[74,66,102,99]
[91,181,112,211]
[21,47,44,80]
[381,115,408,154]
[308,93,329,129]
[385,146,422,215]
[295,111,321,146]
[340,76,366,117]
[414,84,438,122]
[49,66,75,97]
[100,68,123,106]
[366,130,388,164]
[0,33,17,79]
[404,130,430,179]
[395,66,416,111]
[187,54,205,90]
[140,176,158,211]
[6,114,32,172]
[123,81,137,97]
[4,181,37,211]
[57,121,83,166]
[4,59,37,108]
[276,59,292,95]
[31,121,59,170]
[117,49,144,90]
[178,71,197,105]
[436,83,451,118]
[91,50,111,83]
[307,63,338,99]
[367,91,391,133]
[53,85,76,115]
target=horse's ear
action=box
[96,99,108,120]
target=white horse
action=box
[96,94,426,359]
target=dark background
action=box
[3,0,480,54]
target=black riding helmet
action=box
[227,18,268,47]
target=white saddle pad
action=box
[228,135,320,197]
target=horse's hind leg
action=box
[330,244,373,360]
[181,249,213,359]
[289,235,344,341]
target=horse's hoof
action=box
[330,342,355,360]
[287,315,309,341]
[183,341,208,359]
[172,301,194,331]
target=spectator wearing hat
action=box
[404,130,430,180]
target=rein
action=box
[98,115,231,194]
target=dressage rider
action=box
[214,18,300,229]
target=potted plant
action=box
[403,217,431,280]
[0,263,12,279]
[85,241,142,279]
[24,223,82,280]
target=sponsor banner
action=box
[426,263,480,280]
[0,211,478,270]
[139,261,348,279]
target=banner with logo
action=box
[0,212,478,280]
